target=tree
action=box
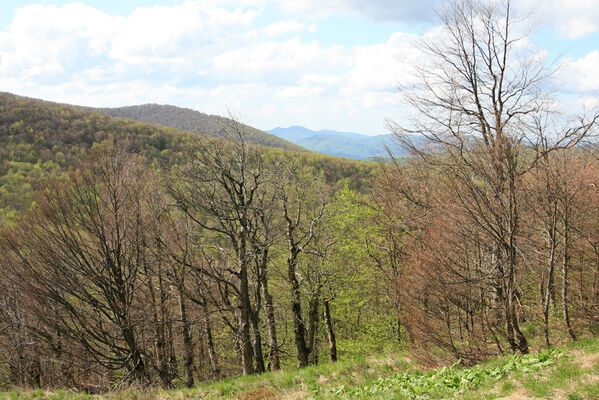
[169,117,274,375]
[278,162,328,368]
[388,0,598,356]
[1,146,158,385]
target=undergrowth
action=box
[5,338,599,399]
[315,349,561,399]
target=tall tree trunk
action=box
[500,264,518,353]
[543,215,558,348]
[147,272,171,386]
[508,176,529,355]
[202,301,220,376]
[159,273,178,384]
[323,299,337,362]
[510,288,529,354]
[307,286,321,365]
[261,273,280,370]
[250,310,266,373]
[562,216,577,341]
[234,251,254,375]
[288,254,310,368]
[178,288,195,388]
[250,251,266,374]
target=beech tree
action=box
[169,118,275,375]
[278,162,328,368]
[2,147,157,385]
[388,0,598,356]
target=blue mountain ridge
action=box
[267,126,408,160]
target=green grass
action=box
[3,337,599,399]
[315,349,561,399]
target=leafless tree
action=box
[169,117,276,375]
[388,0,598,355]
[2,147,157,385]
[278,162,328,367]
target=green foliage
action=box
[6,338,599,399]
[317,349,562,399]
[89,103,306,152]
[0,92,374,223]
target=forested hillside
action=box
[0,92,371,224]
[0,91,392,391]
[90,103,305,152]
[2,0,599,397]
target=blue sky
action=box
[0,0,598,135]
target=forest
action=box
[1,0,599,396]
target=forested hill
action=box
[89,103,305,152]
[0,92,374,223]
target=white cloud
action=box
[343,32,422,95]
[576,96,599,111]
[275,84,324,99]
[261,20,307,36]
[0,2,259,82]
[210,39,350,84]
[558,50,599,93]
[518,0,599,38]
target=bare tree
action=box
[388,0,598,355]
[2,147,156,385]
[169,117,274,375]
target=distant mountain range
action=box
[267,126,408,160]
[86,103,418,160]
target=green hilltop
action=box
[89,103,306,152]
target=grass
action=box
[2,337,599,399]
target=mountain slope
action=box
[91,104,305,152]
[0,92,373,224]
[267,126,411,159]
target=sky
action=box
[0,0,598,135]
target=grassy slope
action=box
[3,338,598,399]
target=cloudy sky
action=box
[0,0,598,135]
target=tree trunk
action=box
[261,273,280,370]
[250,310,266,373]
[159,273,178,384]
[238,263,254,375]
[543,217,558,348]
[122,312,150,385]
[128,348,149,385]
[307,287,321,365]
[508,178,529,355]
[323,299,337,362]
[562,217,577,341]
[202,302,220,376]
[147,271,172,386]
[288,254,310,368]
[178,288,195,388]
